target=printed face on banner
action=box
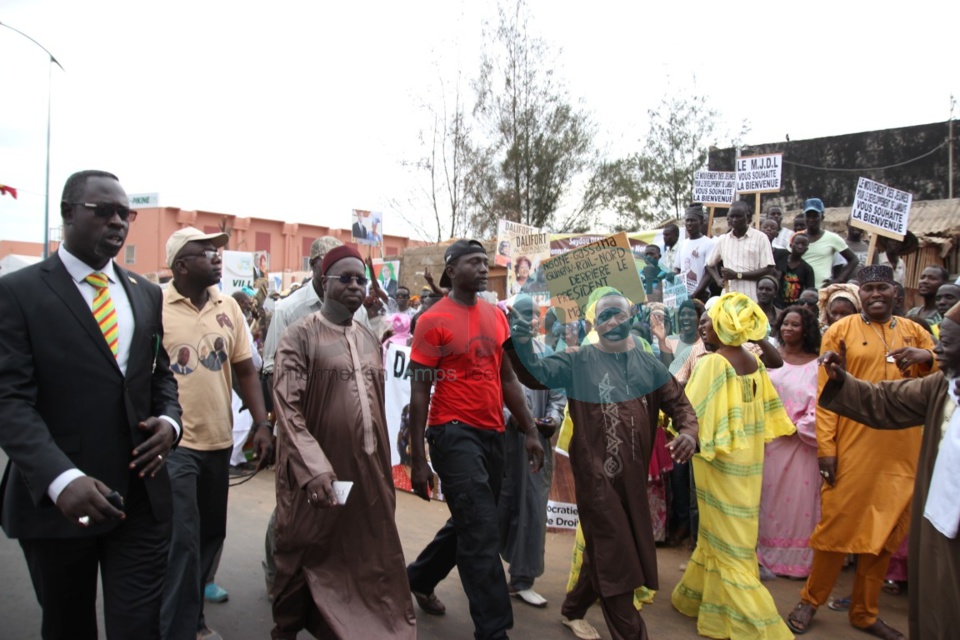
[849,177,911,240]
[352,209,383,246]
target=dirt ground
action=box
[0,460,908,639]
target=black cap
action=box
[439,239,486,287]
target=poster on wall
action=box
[221,251,254,296]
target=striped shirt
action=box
[706,227,774,300]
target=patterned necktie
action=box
[85,272,118,358]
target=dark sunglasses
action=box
[328,275,369,286]
[71,202,137,222]
[179,250,221,261]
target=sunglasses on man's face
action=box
[328,275,369,286]
[72,202,138,222]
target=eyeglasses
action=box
[71,202,137,222]
[328,275,369,286]
[179,250,221,261]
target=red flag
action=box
[0,184,17,199]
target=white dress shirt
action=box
[48,245,179,503]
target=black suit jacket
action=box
[0,255,182,539]
[352,221,368,240]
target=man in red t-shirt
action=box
[405,239,544,640]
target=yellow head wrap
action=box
[584,286,626,325]
[707,292,768,346]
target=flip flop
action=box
[787,601,816,635]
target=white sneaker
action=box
[561,616,602,640]
[512,588,548,608]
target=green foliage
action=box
[467,0,598,236]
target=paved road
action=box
[0,456,908,639]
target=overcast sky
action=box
[2,0,956,246]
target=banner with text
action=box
[735,153,783,194]
[849,177,911,240]
[221,250,254,296]
[543,232,645,323]
[693,171,736,205]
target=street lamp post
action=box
[0,21,64,258]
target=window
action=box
[124,245,136,264]
[302,256,310,271]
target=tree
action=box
[468,0,597,236]
[595,88,748,226]
[393,67,475,243]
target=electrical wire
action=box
[781,140,950,172]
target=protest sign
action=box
[542,232,644,323]
[735,153,783,194]
[662,279,689,310]
[383,343,442,499]
[495,219,541,269]
[220,250,253,296]
[850,177,911,240]
[693,171,736,205]
[351,209,383,247]
[509,230,551,302]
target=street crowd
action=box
[0,170,958,640]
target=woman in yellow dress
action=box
[671,293,796,639]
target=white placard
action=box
[693,171,736,205]
[850,177,911,240]
[220,250,254,295]
[545,500,579,530]
[735,153,783,194]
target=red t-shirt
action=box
[409,296,509,431]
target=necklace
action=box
[866,320,897,363]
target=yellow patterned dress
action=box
[671,353,796,639]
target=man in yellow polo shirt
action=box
[160,227,274,640]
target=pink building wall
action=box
[1,208,427,278]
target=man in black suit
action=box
[352,211,368,240]
[0,170,182,640]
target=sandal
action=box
[787,601,816,635]
[828,596,852,612]
[856,618,905,640]
[881,580,902,595]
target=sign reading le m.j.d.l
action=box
[735,154,782,194]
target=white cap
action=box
[166,227,229,268]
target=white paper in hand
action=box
[332,481,353,505]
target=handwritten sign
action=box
[542,232,644,323]
[735,153,783,194]
[693,171,736,205]
[849,177,911,240]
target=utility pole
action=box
[949,95,955,200]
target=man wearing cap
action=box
[271,245,416,640]
[818,300,960,640]
[704,200,776,301]
[405,239,544,640]
[259,236,374,597]
[160,227,273,640]
[0,170,182,639]
[801,198,859,287]
[788,265,935,639]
